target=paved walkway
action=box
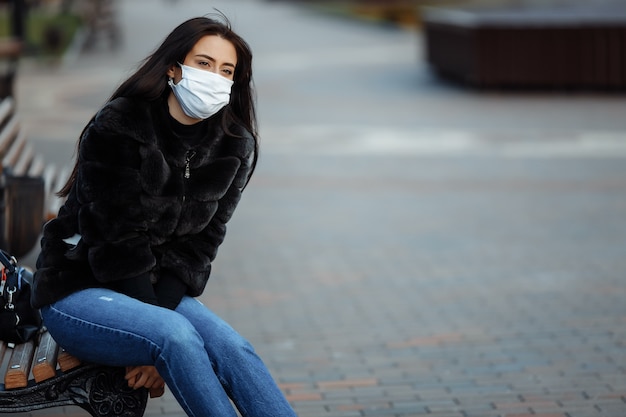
[11,0,626,416]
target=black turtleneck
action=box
[167,101,210,148]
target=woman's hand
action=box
[125,366,166,398]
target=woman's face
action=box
[167,35,238,82]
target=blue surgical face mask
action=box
[168,63,234,120]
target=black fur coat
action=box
[32,97,255,308]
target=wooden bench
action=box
[0,96,69,257]
[0,329,148,416]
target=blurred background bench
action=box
[0,0,75,257]
[0,96,68,257]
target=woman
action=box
[32,16,297,417]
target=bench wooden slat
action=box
[33,331,59,383]
[11,140,34,177]
[27,154,45,178]
[2,130,28,174]
[0,97,14,126]
[0,116,19,162]
[57,348,81,372]
[1,129,25,168]
[5,341,35,389]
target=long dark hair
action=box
[58,15,258,197]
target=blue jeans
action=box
[41,288,297,417]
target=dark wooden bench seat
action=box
[0,330,148,416]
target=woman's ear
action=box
[166,64,177,79]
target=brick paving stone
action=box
[506,414,566,417]
[566,407,612,417]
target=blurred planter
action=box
[423,1,626,89]
[305,0,466,29]
[0,9,81,57]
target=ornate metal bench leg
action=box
[0,364,149,416]
[72,366,149,417]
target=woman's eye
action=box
[222,68,233,75]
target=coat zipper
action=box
[182,150,196,202]
[184,150,197,179]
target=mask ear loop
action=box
[168,62,183,86]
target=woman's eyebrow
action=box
[195,54,236,68]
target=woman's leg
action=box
[41,288,238,417]
[175,297,297,417]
